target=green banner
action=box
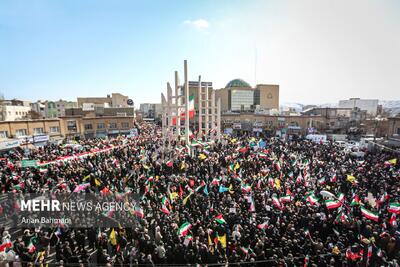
[21,160,38,168]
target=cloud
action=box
[183,19,210,30]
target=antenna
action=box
[254,47,257,86]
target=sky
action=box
[0,0,399,106]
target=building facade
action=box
[77,93,131,108]
[221,113,326,137]
[31,100,78,118]
[0,100,32,121]
[139,103,162,119]
[65,107,135,117]
[214,79,279,113]
[0,119,63,141]
[338,98,379,116]
[388,117,400,138]
[60,115,136,139]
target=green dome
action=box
[225,79,251,88]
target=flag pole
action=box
[184,60,190,145]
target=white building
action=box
[139,103,162,118]
[0,100,31,121]
[338,98,379,116]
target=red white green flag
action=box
[178,222,192,237]
[390,213,397,226]
[361,207,379,222]
[172,95,195,125]
[161,205,170,215]
[280,195,292,203]
[272,196,282,209]
[350,195,360,206]
[215,214,226,224]
[134,206,144,218]
[325,199,342,210]
[388,202,400,214]
[240,246,251,255]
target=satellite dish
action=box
[127,99,134,106]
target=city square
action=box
[0,0,399,266]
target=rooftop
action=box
[225,79,251,88]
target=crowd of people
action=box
[0,122,399,266]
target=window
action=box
[230,89,254,111]
[397,128,400,135]
[49,126,60,133]
[97,123,105,129]
[84,124,93,130]
[0,131,8,138]
[267,93,273,99]
[15,129,27,137]
[121,122,129,129]
[109,123,117,129]
[33,128,44,135]
[67,120,77,131]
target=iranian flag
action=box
[318,178,326,185]
[178,222,192,237]
[215,214,226,224]
[27,239,36,253]
[257,222,268,229]
[350,195,360,206]
[241,184,251,193]
[280,195,292,203]
[240,247,251,255]
[134,206,144,218]
[296,174,302,184]
[211,177,221,186]
[0,240,12,252]
[388,202,400,214]
[330,174,337,183]
[390,213,397,226]
[166,160,173,167]
[172,95,195,125]
[272,196,282,209]
[306,194,319,205]
[325,199,342,210]
[161,196,169,206]
[161,205,170,215]
[304,255,310,267]
[190,140,202,147]
[275,162,281,171]
[258,152,268,158]
[361,207,379,222]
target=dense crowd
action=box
[0,123,399,266]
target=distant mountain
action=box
[379,100,400,116]
[280,102,304,112]
[281,101,400,116]
[280,102,337,112]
